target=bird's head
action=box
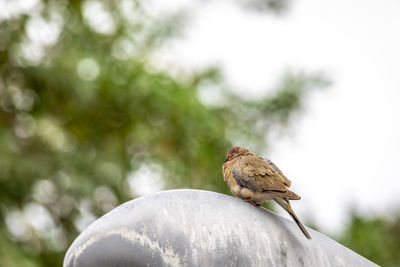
[224,146,254,163]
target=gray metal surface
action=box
[64,189,379,267]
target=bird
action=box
[222,146,311,239]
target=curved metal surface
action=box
[64,189,379,267]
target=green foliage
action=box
[338,212,400,267]
[0,1,331,266]
[2,0,399,266]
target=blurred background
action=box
[0,0,399,266]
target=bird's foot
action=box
[244,198,259,207]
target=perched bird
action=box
[222,146,311,239]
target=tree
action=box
[0,1,328,266]
[337,212,400,267]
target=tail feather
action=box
[266,189,300,200]
[286,189,301,200]
[274,197,311,239]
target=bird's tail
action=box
[274,197,312,239]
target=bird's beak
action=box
[223,158,228,163]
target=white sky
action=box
[155,0,400,233]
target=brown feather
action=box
[222,146,311,239]
[233,156,295,198]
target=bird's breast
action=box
[230,184,241,197]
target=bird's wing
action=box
[263,158,292,187]
[233,156,299,199]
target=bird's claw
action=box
[244,198,259,207]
